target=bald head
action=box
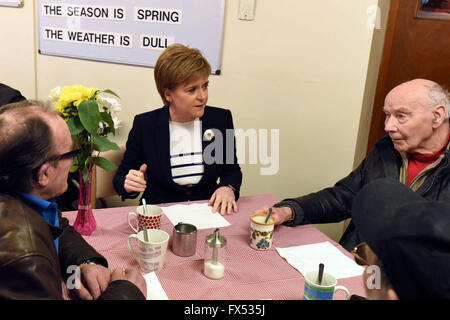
[383,79,450,154]
[0,101,61,194]
[387,79,450,119]
[398,78,438,88]
[0,101,56,141]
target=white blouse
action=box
[169,118,204,186]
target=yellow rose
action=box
[54,100,67,113]
[54,85,98,111]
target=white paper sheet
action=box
[161,203,230,229]
[276,241,364,279]
[143,272,169,300]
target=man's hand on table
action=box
[76,264,111,300]
[111,267,147,298]
[253,205,293,225]
[72,265,147,300]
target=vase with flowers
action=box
[48,85,122,235]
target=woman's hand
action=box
[208,186,237,215]
[124,164,147,193]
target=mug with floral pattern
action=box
[250,213,274,250]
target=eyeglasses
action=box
[47,149,81,162]
[37,149,81,170]
[33,149,81,177]
[351,242,369,266]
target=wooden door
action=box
[367,0,450,152]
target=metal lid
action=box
[205,228,227,248]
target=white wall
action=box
[0,0,388,242]
[0,1,36,98]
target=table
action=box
[62,194,366,300]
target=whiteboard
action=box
[37,0,226,74]
[0,0,23,7]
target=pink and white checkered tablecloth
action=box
[62,194,366,300]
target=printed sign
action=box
[37,0,225,73]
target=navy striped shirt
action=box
[169,119,204,185]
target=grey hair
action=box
[424,83,450,120]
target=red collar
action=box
[410,136,450,162]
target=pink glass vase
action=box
[73,170,97,236]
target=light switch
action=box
[238,0,256,21]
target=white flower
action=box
[48,86,61,102]
[96,96,122,113]
[98,121,105,134]
[98,117,121,134]
[112,116,121,129]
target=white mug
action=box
[127,229,169,273]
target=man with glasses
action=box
[351,178,450,300]
[0,83,80,211]
[0,100,146,299]
[255,78,450,252]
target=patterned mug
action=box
[127,229,169,273]
[303,270,350,300]
[128,205,162,233]
[250,213,275,250]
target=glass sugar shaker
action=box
[204,228,227,280]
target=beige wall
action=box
[0,0,388,242]
[0,1,36,98]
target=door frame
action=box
[366,0,401,153]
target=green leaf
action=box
[101,127,114,136]
[79,99,100,135]
[71,135,82,148]
[69,163,79,173]
[81,166,90,184]
[101,89,120,99]
[91,135,120,152]
[76,150,89,172]
[67,117,84,135]
[100,112,115,135]
[93,156,118,172]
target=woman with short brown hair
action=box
[114,44,242,215]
